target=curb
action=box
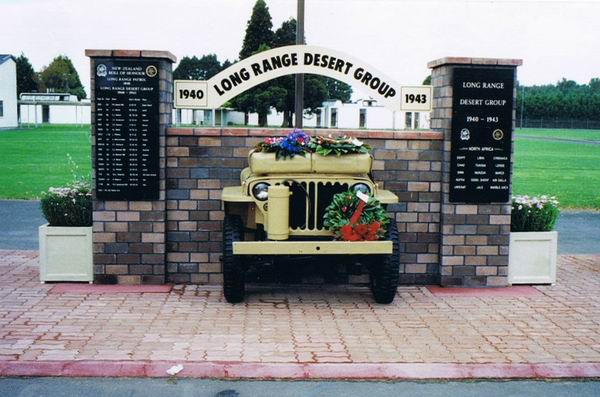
[1,361,600,379]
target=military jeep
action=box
[220,147,400,304]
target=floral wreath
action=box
[254,130,372,160]
[323,190,388,241]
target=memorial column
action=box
[429,57,522,287]
[86,49,175,284]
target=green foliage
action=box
[422,75,432,85]
[173,54,228,80]
[323,78,352,102]
[518,78,600,120]
[308,135,371,156]
[323,191,389,240]
[39,55,86,99]
[16,53,38,96]
[511,195,559,232]
[40,181,92,227]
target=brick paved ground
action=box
[1,250,599,367]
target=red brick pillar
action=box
[429,57,522,287]
[86,50,176,284]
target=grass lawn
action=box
[512,136,600,209]
[515,128,600,141]
[0,125,91,199]
[0,125,598,209]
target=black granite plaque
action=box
[449,67,514,203]
[94,59,160,200]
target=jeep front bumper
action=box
[232,241,392,255]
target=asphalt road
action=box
[0,378,599,397]
[1,200,597,253]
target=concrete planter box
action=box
[508,231,557,284]
[39,224,93,282]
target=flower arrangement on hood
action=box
[254,129,310,159]
[254,130,372,160]
[308,135,371,156]
[511,195,559,232]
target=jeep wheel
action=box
[223,215,245,303]
[370,218,400,304]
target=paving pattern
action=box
[1,250,599,365]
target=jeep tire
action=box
[223,215,245,303]
[370,218,400,304]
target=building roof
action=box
[0,54,16,65]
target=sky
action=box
[2,0,599,99]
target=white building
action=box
[19,92,91,125]
[318,99,429,130]
[173,98,429,130]
[0,54,18,129]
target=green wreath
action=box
[323,190,389,241]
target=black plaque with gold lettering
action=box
[449,67,514,203]
[94,59,160,200]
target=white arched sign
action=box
[174,45,431,112]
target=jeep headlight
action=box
[352,183,371,195]
[252,182,270,201]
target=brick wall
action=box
[164,128,444,285]
[429,57,521,286]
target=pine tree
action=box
[233,0,279,126]
[239,0,274,60]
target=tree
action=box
[422,75,432,85]
[174,54,228,80]
[15,53,38,97]
[39,55,86,99]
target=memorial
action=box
[87,48,521,288]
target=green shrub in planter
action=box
[40,182,92,227]
[511,195,559,232]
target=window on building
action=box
[331,108,338,128]
[414,112,420,129]
[405,112,412,129]
[0,100,3,117]
[359,109,367,128]
[316,111,321,127]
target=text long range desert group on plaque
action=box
[450,67,515,203]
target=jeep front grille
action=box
[287,181,349,232]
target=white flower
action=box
[351,138,363,147]
[518,205,522,210]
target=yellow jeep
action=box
[221,147,400,304]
